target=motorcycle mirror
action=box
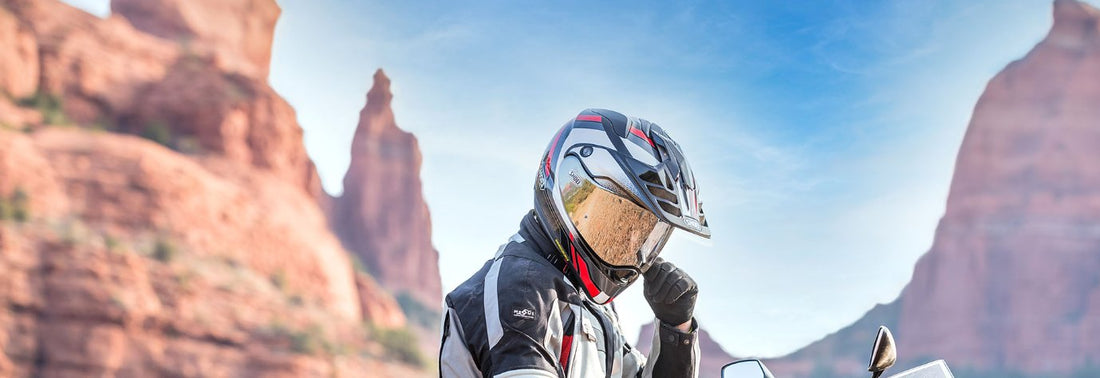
[721,359,775,378]
[868,326,897,378]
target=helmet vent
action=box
[647,184,678,203]
[658,201,682,217]
[639,171,661,185]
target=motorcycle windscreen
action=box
[559,155,672,270]
[885,360,954,378]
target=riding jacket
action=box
[440,211,700,377]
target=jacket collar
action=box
[518,210,568,272]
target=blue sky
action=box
[65,0,1076,358]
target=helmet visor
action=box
[559,157,672,269]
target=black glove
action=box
[642,257,698,327]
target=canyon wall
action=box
[765,1,1100,376]
[0,0,436,375]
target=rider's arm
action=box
[485,257,563,377]
[639,319,700,378]
[635,258,701,377]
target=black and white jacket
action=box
[440,212,700,378]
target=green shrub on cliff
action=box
[289,325,331,355]
[138,120,203,154]
[395,291,439,329]
[263,322,333,356]
[0,197,10,221]
[374,326,424,367]
[0,188,30,223]
[153,237,178,262]
[104,233,121,252]
[17,91,69,126]
[141,120,174,148]
[270,269,289,292]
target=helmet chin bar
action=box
[561,228,638,305]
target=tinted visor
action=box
[559,156,672,270]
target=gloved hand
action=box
[642,257,698,327]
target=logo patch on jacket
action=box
[512,308,536,320]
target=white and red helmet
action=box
[534,109,710,304]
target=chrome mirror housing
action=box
[722,359,775,378]
[868,326,897,378]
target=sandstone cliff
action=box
[0,0,429,375]
[112,0,279,79]
[0,129,422,377]
[0,6,37,100]
[763,1,1100,376]
[329,69,443,314]
[0,0,322,199]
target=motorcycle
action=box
[720,326,954,378]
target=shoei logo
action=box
[684,217,702,231]
[568,169,582,186]
[513,308,536,320]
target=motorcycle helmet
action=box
[534,108,710,304]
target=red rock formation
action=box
[636,321,737,378]
[0,0,432,375]
[0,128,427,377]
[330,69,443,310]
[896,0,1100,372]
[0,0,322,198]
[357,273,409,329]
[31,127,360,320]
[766,1,1100,376]
[0,6,37,99]
[0,129,68,219]
[0,5,39,129]
[122,55,324,199]
[4,0,179,125]
[112,0,280,79]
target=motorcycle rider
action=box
[440,109,712,377]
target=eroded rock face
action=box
[0,128,426,377]
[122,55,324,199]
[1,0,321,198]
[766,1,1100,376]
[0,6,37,99]
[357,273,408,329]
[112,0,280,79]
[330,70,443,310]
[896,0,1100,372]
[4,0,179,125]
[28,128,360,322]
[0,129,67,219]
[0,0,435,374]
